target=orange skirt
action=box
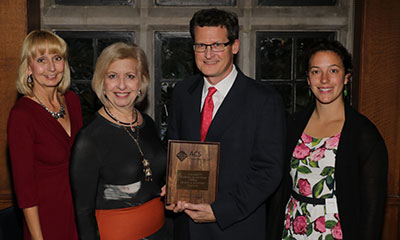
[95,197,164,240]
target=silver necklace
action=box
[32,92,66,119]
[123,126,153,182]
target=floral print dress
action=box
[282,132,343,240]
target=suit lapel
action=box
[186,76,203,141]
[205,71,247,141]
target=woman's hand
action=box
[23,206,44,240]
[160,185,166,197]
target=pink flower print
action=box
[298,179,312,196]
[332,222,343,240]
[314,216,326,233]
[293,215,308,235]
[288,197,298,212]
[285,214,290,230]
[301,133,312,144]
[325,133,341,149]
[293,143,310,159]
[334,213,340,221]
[309,147,325,162]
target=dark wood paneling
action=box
[358,0,400,196]
[0,0,40,210]
[0,0,26,210]
[382,197,400,240]
[355,0,400,239]
[27,0,41,32]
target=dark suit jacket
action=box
[267,103,388,240]
[168,69,286,240]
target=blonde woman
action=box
[7,30,82,240]
[70,42,167,240]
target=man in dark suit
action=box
[166,8,285,240]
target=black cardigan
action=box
[267,104,388,240]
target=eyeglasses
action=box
[193,41,232,52]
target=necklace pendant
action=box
[144,169,153,182]
[52,107,66,119]
[142,159,152,182]
[142,159,150,167]
[124,127,153,182]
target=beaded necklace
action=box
[32,92,66,119]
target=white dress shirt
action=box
[200,65,238,119]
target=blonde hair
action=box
[16,30,70,95]
[92,42,150,107]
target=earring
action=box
[344,85,348,97]
[137,90,141,97]
[27,75,33,88]
[308,88,312,97]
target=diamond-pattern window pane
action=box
[64,38,94,81]
[256,31,335,114]
[259,38,292,80]
[155,32,196,79]
[55,31,134,124]
[159,82,177,145]
[160,82,177,126]
[296,37,334,79]
[156,0,236,6]
[154,32,196,142]
[269,83,293,114]
[70,82,100,124]
[258,0,336,6]
[295,82,312,112]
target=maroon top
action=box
[7,91,82,240]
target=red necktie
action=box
[200,87,217,142]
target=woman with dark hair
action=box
[70,42,166,240]
[7,30,82,240]
[267,39,388,240]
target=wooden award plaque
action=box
[166,140,220,204]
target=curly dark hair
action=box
[189,8,239,43]
[305,39,353,76]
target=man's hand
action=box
[184,203,216,223]
[165,201,216,223]
[165,201,187,213]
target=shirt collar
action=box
[202,65,238,98]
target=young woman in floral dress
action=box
[267,40,388,240]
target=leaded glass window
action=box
[256,32,336,114]
[154,32,197,143]
[55,31,134,124]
